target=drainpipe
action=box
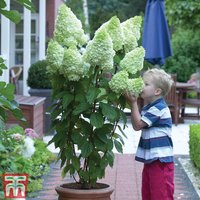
[82,0,90,39]
[0,0,10,83]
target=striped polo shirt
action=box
[135,98,174,164]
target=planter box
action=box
[6,95,46,137]
[28,89,54,135]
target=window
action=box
[15,20,23,65]
[13,18,38,65]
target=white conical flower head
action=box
[127,77,144,97]
[84,29,115,71]
[60,46,84,81]
[120,46,145,75]
[109,70,129,94]
[96,16,123,51]
[54,4,87,47]
[46,40,64,75]
[121,16,142,53]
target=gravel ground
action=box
[179,157,200,198]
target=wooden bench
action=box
[6,95,46,136]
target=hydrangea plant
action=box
[47,4,145,189]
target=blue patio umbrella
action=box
[142,0,172,66]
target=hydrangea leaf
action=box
[90,113,104,128]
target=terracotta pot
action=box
[55,183,114,200]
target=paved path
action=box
[29,154,199,200]
[29,115,200,200]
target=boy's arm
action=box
[130,101,147,131]
[125,92,147,131]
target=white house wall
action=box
[0,0,46,95]
[0,0,10,83]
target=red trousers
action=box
[142,160,174,200]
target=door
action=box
[10,14,39,67]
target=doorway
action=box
[10,14,39,68]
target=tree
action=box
[165,0,200,30]
[164,0,200,81]
[164,28,200,82]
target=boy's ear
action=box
[155,88,162,96]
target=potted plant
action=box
[46,4,145,200]
[27,59,54,134]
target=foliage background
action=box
[164,0,200,81]
[165,0,200,31]
[163,28,200,82]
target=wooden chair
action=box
[9,66,22,94]
[165,74,180,125]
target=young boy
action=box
[125,68,174,200]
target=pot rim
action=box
[55,182,114,197]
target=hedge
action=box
[189,124,200,169]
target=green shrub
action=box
[27,178,43,193]
[164,28,200,82]
[27,60,52,89]
[189,124,200,169]
[0,126,56,198]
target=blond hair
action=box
[143,68,174,97]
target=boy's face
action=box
[141,76,161,102]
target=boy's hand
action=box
[124,92,137,105]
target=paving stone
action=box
[27,154,199,200]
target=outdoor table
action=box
[176,82,195,90]
[176,82,195,101]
